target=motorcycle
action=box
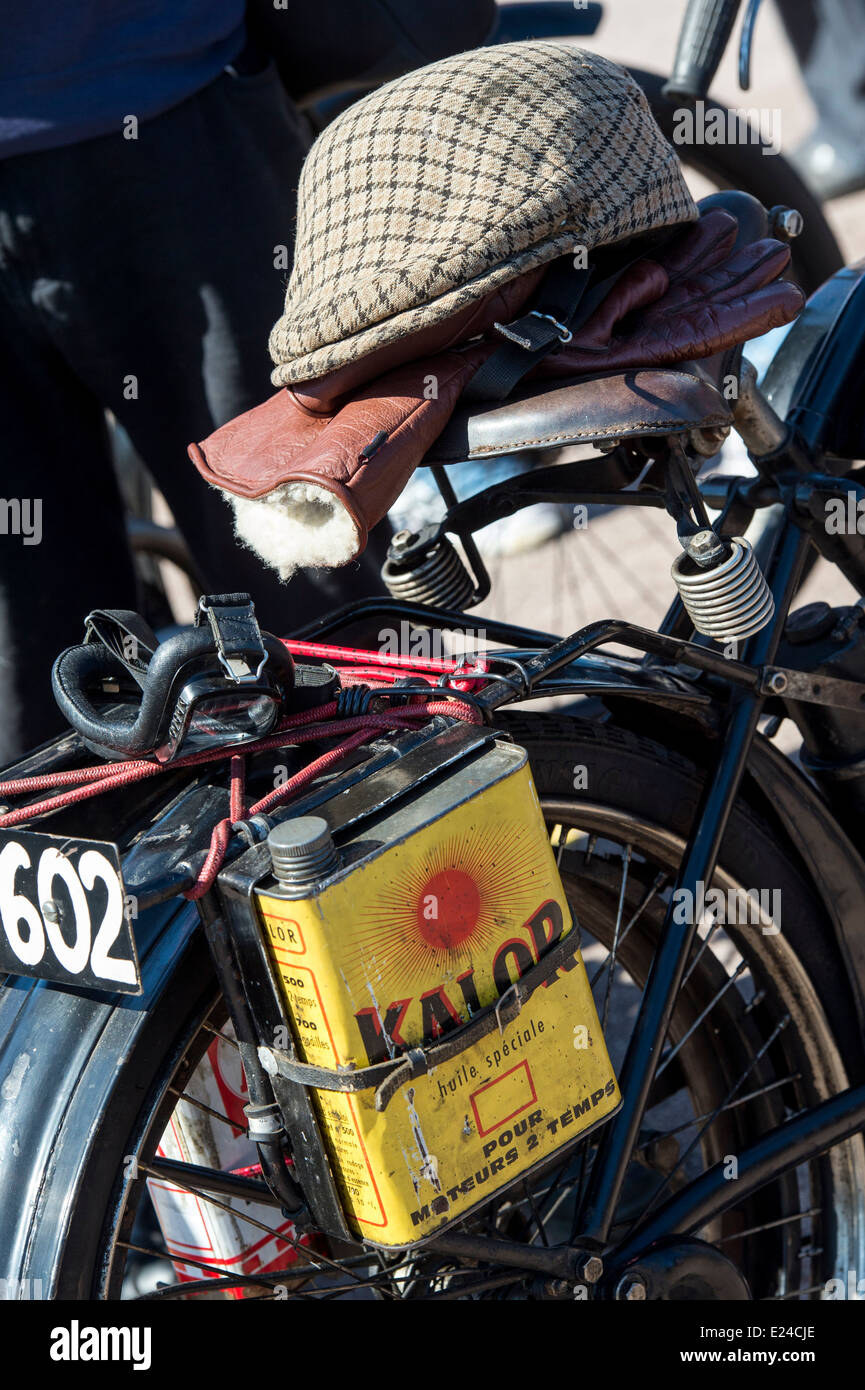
[1,1,864,1306]
[2,173,865,1297]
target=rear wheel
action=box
[2,714,861,1299]
[634,68,843,297]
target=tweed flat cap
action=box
[269,41,697,385]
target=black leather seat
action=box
[426,364,733,462]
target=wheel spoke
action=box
[639,1073,802,1145]
[119,1241,280,1294]
[625,1012,792,1233]
[681,917,723,987]
[167,1086,239,1132]
[200,1020,240,1050]
[551,825,567,870]
[655,959,748,1078]
[589,870,667,991]
[715,1207,821,1245]
[533,1150,583,1228]
[745,987,767,1015]
[424,1269,525,1299]
[601,843,631,1033]
[522,1179,549,1247]
[136,1269,317,1300]
[138,1162,366,1286]
[768,1283,827,1300]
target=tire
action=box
[1,713,862,1298]
[495,712,865,1297]
[633,68,843,297]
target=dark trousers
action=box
[0,64,388,759]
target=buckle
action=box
[406,1047,429,1079]
[493,309,573,352]
[529,309,573,344]
[196,594,268,684]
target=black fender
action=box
[0,895,208,1296]
[762,257,865,459]
[747,734,865,1031]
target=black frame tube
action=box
[574,515,810,1244]
[610,1082,865,1269]
[196,894,308,1217]
[291,595,558,648]
[146,1157,276,1206]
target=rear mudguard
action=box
[747,734,865,1029]
[0,898,208,1296]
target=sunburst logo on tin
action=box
[348,827,548,985]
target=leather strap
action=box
[464,228,683,406]
[462,259,594,403]
[82,609,159,688]
[194,593,268,683]
[261,921,580,1112]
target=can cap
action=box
[268,816,338,893]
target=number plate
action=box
[0,829,141,995]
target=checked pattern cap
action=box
[269,41,697,385]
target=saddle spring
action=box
[671,536,774,642]
[382,531,475,611]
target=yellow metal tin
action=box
[255,743,620,1247]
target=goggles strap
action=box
[196,593,268,683]
[82,609,158,688]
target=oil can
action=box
[253,737,620,1247]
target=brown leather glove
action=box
[189,345,487,577]
[187,273,545,577]
[539,209,804,377]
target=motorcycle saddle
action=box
[428,190,779,462]
[425,364,734,463]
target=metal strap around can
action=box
[258,924,581,1112]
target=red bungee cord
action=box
[283,639,489,692]
[0,641,486,898]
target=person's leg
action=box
[0,294,136,757]
[12,63,388,639]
